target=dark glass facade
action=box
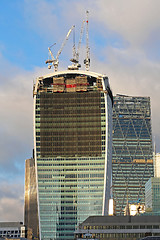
[39,91,102,157]
[112,95,153,215]
[34,71,113,240]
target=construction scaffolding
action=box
[34,73,105,95]
[66,78,76,92]
[76,75,88,91]
[53,76,65,92]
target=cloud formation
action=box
[0,182,24,221]
[90,0,160,45]
[0,57,32,172]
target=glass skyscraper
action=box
[24,158,39,239]
[33,70,113,240]
[112,95,153,215]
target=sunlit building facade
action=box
[33,70,113,240]
[154,153,160,177]
[24,158,39,239]
[145,177,160,213]
[112,95,153,215]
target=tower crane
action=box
[69,11,90,71]
[84,10,90,71]
[69,20,85,70]
[76,20,85,63]
[46,25,75,72]
[68,21,85,70]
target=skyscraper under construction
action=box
[112,94,154,215]
[33,70,113,240]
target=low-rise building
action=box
[0,222,27,239]
[75,215,160,240]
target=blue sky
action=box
[0,0,160,221]
[0,1,46,70]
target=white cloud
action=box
[0,198,23,221]
[0,52,49,173]
[0,182,24,221]
[0,73,32,169]
[22,0,160,47]
[78,0,160,46]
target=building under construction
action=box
[33,69,113,240]
[31,10,114,239]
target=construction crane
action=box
[69,11,90,71]
[84,10,90,71]
[76,20,85,63]
[69,20,85,70]
[46,25,75,72]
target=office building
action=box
[154,153,160,177]
[74,215,160,240]
[112,95,153,215]
[0,222,27,239]
[145,177,160,213]
[33,70,113,240]
[24,158,39,239]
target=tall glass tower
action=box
[112,95,153,215]
[33,70,113,240]
[24,158,39,239]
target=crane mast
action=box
[69,20,85,70]
[76,20,85,63]
[56,25,75,59]
[84,10,90,71]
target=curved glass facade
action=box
[33,71,113,240]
